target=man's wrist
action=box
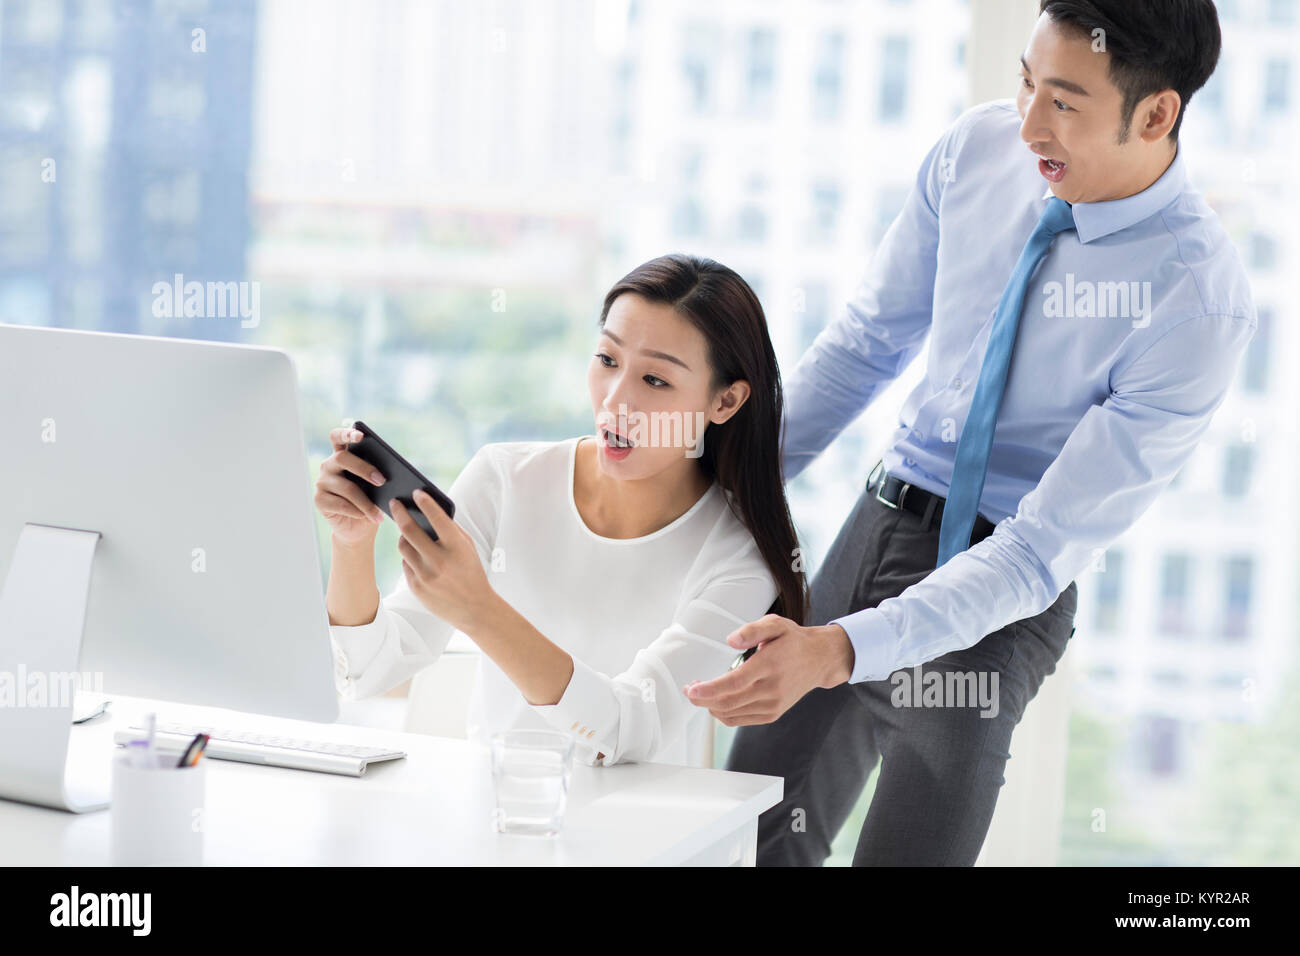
[817,623,854,688]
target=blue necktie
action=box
[936,196,1075,567]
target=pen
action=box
[176,733,210,768]
[144,712,159,767]
[127,739,152,769]
[729,646,757,671]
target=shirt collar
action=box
[1040,145,1186,244]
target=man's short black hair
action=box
[1038,0,1222,143]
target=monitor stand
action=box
[0,523,108,812]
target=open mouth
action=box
[601,427,634,450]
[1038,157,1068,183]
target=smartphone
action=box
[343,420,456,540]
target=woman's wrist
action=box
[459,588,510,640]
[331,531,378,555]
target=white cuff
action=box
[529,656,621,763]
[329,613,387,699]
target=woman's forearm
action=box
[326,536,381,626]
[465,595,575,706]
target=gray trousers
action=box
[725,472,1078,866]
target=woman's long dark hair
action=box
[598,253,808,624]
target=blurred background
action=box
[1,0,1295,865]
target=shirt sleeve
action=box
[329,444,502,700]
[832,311,1257,682]
[780,116,956,482]
[528,536,780,767]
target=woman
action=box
[316,253,806,767]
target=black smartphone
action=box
[343,420,456,540]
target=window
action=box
[1198,68,1225,115]
[878,36,909,123]
[610,61,636,172]
[736,203,766,241]
[1240,307,1270,392]
[679,145,703,186]
[812,31,845,121]
[1158,553,1192,637]
[809,180,840,243]
[1250,232,1278,270]
[681,22,720,114]
[872,185,909,244]
[744,28,777,115]
[671,198,703,237]
[1220,556,1254,641]
[1092,549,1125,633]
[1264,58,1290,115]
[1222,444,1254,498]
[8,0,63,45]
[1138,714,1182,777]
[795,280,831,354]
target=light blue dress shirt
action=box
[781,99,1257,684]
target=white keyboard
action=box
[115,721,407,777]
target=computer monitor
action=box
[0,323,338,811]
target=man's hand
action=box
[683,616,855,726]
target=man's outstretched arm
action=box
[688,308,1255,723]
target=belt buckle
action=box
[875,474,909,511]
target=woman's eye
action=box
[644,375,668,388]
[1020,74,1032,89]
[595,352,616,367]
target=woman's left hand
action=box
[391,491,499,635]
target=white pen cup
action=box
[110,751,206,866]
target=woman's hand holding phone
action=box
[314,427,389,546]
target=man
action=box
[684,0,1254,865]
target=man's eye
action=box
[1053,98,1070,111]
[1020,74,1032,89]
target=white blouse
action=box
[329,435,780,767]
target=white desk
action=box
[0,695,782,866]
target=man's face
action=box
[1016,13,1163,203]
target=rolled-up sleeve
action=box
[834,310,1257,682]
[529,548,779,766]
[330,445,502,699]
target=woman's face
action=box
[587,292,743,482]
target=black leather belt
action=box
[867,460,997,544]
